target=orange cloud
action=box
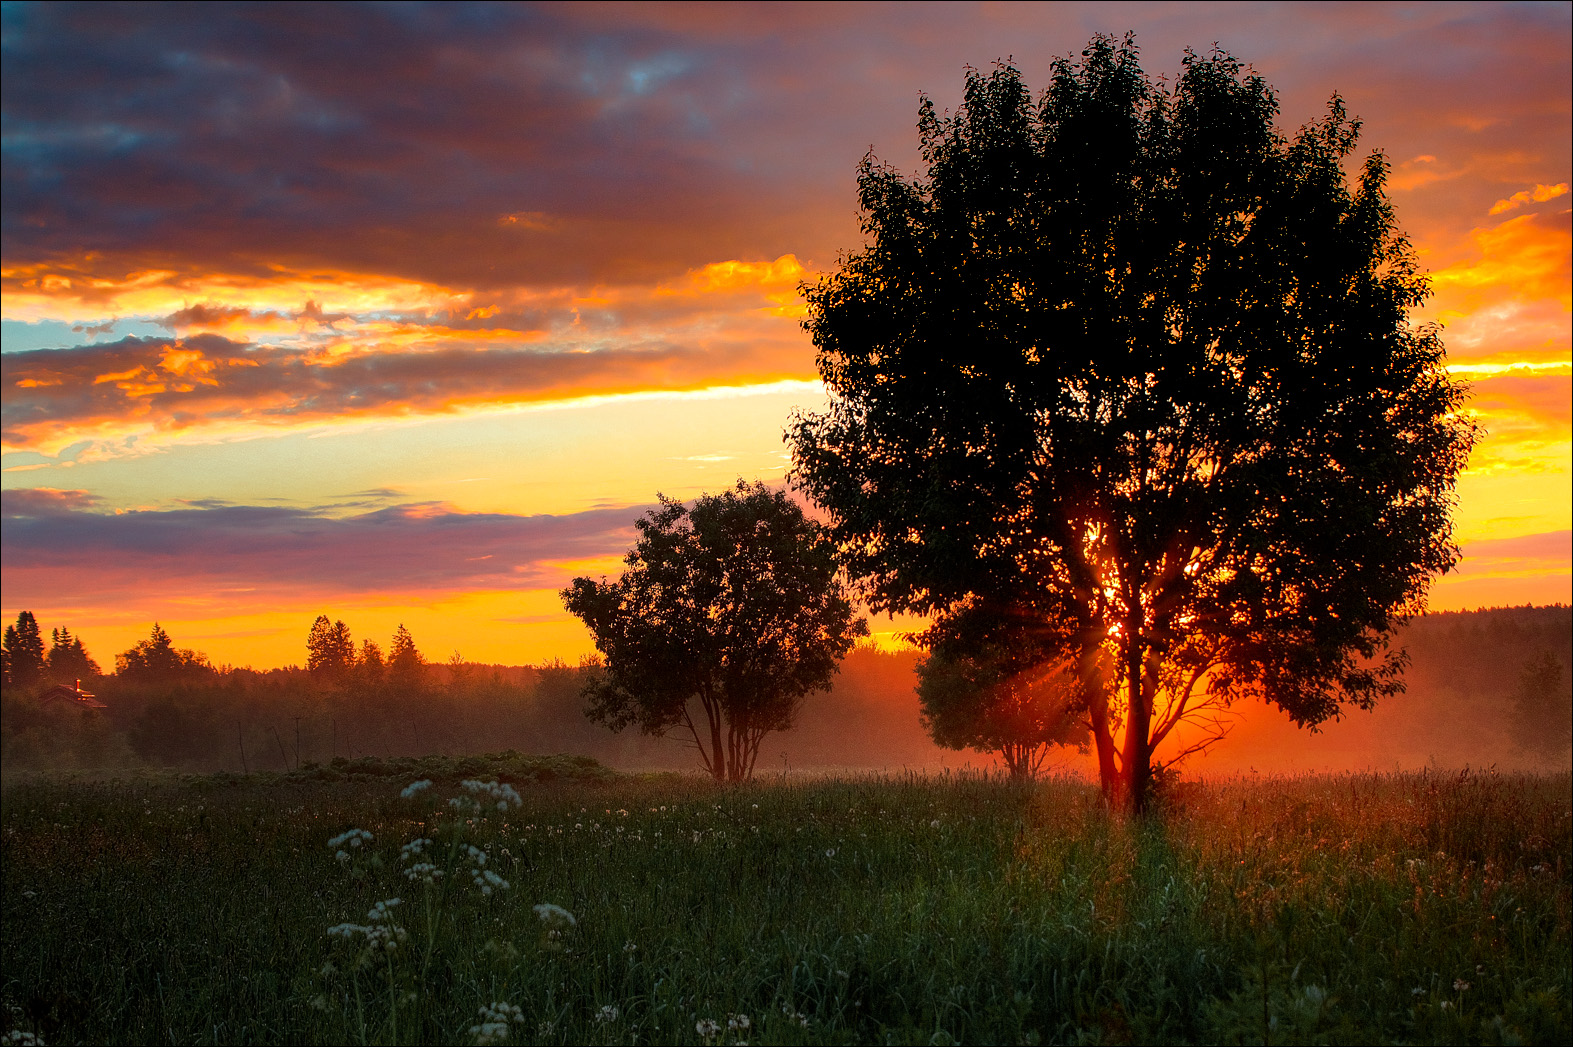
[1489,182,1570,215]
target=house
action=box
[36,679,107,710]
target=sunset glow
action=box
[3,3,1568,671]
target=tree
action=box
[787,39,1477,813]
[357,639,386,687]
[917,611,1087,780]
[388,624,425,688]
[3,612,46,692]
[47,627,102,685]
[562,479,867,782]
[306,615,357,685]
[1509,649,1571,761]
[116,623,213,684]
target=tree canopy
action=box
[2,612,46,692]
[787,37,1477,812]
[116,623,213,685]
[562,480,867,782]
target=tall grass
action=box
[2,762,1567,1045]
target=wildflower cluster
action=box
[465,844,510,895]
[400,779,433,799]
[400,837,443,884]
[326,898,408,953]
[533,902,576,950]
[469,1001,523,1045]
[451,779,523,813]
[327,827,374,863]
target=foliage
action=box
[917,618,1087,779]
[1510,649,1572,760]
[788,38,1477,812]
[3,769,1568,1045]
[562,480,867,781]
[115,623,213,685]
[307,615,357,685]
[45,626,101,686]
[2,611,45,692]
[388,624,426,689]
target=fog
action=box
[3,606,1567,779]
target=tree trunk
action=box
[1121,663,1152,816]
[1079,637,1120,801]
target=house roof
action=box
[37,683,108,710]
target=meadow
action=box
[2,757,1568,1045]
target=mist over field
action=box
[5,605,1567,780]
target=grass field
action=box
[2,757,1569,1045]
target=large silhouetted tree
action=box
[788,38,1477,813]
[562,480,867,782]
[306,615,357,685]
[3,612,46,692]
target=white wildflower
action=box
[327,828,374,850]
[1454,979,1470,992]
[462,779,523,812]
[534,902,576,929]
[400,779,433,799]
[470,1001,523,1045]
[367,898,402,922]
[695,1017,721,1038]
[728,1013,751,1031]
[623,941,638,954]
[595,1004,620,1022]
[472,868,510,895]
[404,862,443,884]
[401,838,433,861]
[825,848,836,858]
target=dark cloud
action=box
[0,487,644,598]
[5,3,1563,296]
[0,330,811,450]
[0,487,103,516]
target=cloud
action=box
[1488,182,1570,215]
[1450,530,1572,581]
[1,310,816,454]
[0,488,646,601]
[0,487,102,515]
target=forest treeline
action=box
[1,605,1568,775]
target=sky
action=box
[3,1,1570,672]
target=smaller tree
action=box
[1509,649,1571,761]
[356,639,386,687]
[388,624,425,689]
[917,612,1087,780]
[562,480,867,782]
